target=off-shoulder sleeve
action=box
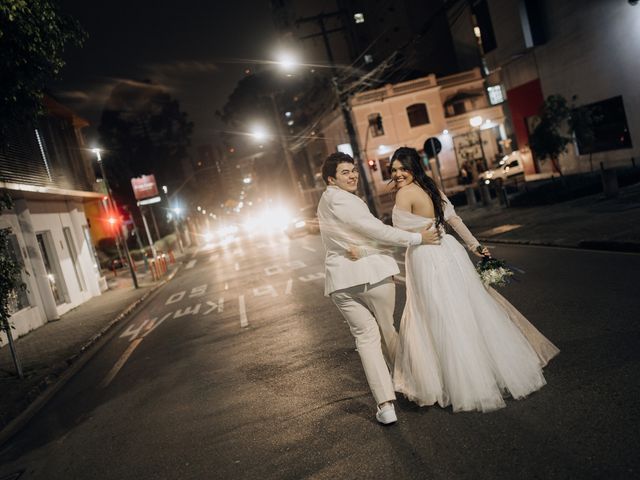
[442,193,480,251]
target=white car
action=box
[479,153,524,185]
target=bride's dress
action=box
[392,200,559,413]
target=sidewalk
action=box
[0,254,186,439]
[458,181,640,252]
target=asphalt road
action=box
[0,230,638,480]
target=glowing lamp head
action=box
[469,116,483,128]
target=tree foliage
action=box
[530,94,598,176]
[98,80,194,199]
[0,0,86,141]
[0,193,24,343]
[529,95,572,176]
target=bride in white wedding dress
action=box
[378,147,558,413]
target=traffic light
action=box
[368,159,378,171]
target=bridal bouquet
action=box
[475,256,514,287]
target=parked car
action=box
[285,206,319,238]
[479,152,524,185]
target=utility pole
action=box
[297,11,379,217]
[268,92,303,205]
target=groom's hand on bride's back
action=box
[421,225,441,245]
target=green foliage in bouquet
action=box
[475,257,514,288]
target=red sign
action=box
[131,174,159,200]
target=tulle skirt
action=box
[393,235,558,413]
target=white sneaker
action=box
[375,404,397,425]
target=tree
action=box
[98,80,193,234]
[0,194,25,377]
[530,94,599,177]
[0,0,86,141]
[529,95,572,178]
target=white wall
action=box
[1,196,103,344]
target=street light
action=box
[92,148,139,288]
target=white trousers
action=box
[331,277,398,405]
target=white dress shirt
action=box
[317,186,422,296]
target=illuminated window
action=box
[487,85,505,105]
[354,13,365,24]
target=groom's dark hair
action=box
[322,152,355,184]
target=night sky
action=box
[53,0,278,147]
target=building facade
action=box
[450,0,639,174]
[1,97,106,343]
[318,68,507,211]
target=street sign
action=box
[131,174,159,200]
[423,137,442,158]
[137,196,162,206]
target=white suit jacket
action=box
[317,186,422,296]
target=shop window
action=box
[407,103,430,127]
[574,96,633,154]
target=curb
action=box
[478,237,640,253]
[0,267,180,447]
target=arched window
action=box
[406,103,430,127]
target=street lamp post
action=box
[162,185,184,254]
[93,149,139,289]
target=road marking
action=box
[203,298,224,314]
[239,295,248,327]
[174,304,201,318]
[265,265,283,276]
[166,291,186,305]
[101,337,143,388]
[302,246,316,252]
[234,262,239,271]
[224,283,229,290]
[120,319,151,340]
[299,272,325,282]
[185,259,196,269]
[285,278,292,295]
[253,285,277,298]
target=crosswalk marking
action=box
[239,295,248,327]
[185,259,196,269]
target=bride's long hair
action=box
[390,147,446,228]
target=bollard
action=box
[479,183,492,206]
[169,249,175,264]
[465,186,477,209]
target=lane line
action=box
[101,337,143,388]
[239,295,248,327]
[185,259,196,269]
[285,278,293,295]
[302,246,316,252]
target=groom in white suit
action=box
[317,152,440,425]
